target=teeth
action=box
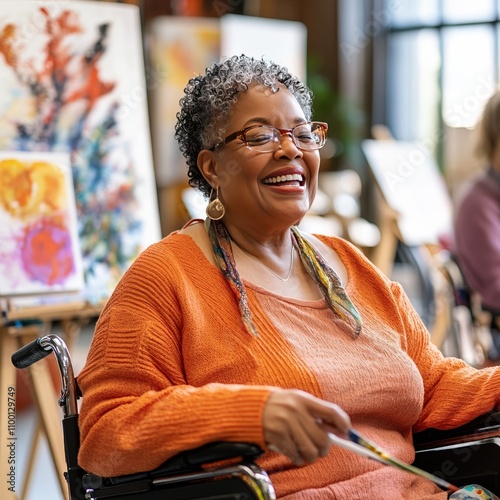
[263,174,303,184]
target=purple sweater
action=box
[454,168,500,311]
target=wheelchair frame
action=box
[12,334,276,500]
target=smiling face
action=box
[198,84,321,234]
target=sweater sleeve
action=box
[77,243,273,478]
[389,281,500,433]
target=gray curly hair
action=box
[174,54,314,198]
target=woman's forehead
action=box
[210,83,306,136]
[231,84,304,116]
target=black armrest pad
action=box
[106,442,263,485]
[414,411,500,449]
[153,441,263,474]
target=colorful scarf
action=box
[205,218,362,338]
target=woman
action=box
[454,90,500,359]
[77,55,500,499]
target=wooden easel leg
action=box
[19,424,41,500]
[430,285,451,351]
[61,318,83,354]
[371,216,399,277]
[27,358,68,499]
[0,328,19,499]
[3,304,100,500]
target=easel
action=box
[1,300,104,500]
[368,188,448,337]
[361,135,459,354]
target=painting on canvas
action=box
[147,16,220,186]
[147,14,307,188]
[0,151,84,297]
[0,1,161,303]
[147,14,307,187]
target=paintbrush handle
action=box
[328,433,388,464]
[346,429,459,493]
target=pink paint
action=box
[21,217,75,285]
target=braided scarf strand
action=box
[291,226,362,337]
[205,218,258,336]
[205,218,362,338]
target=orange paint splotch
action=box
[0,158,67,219]
[0,159,33,215]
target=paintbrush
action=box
[328,429,460,493]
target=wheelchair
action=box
[12,334,276,500]
[12,334,500,499]
[414,411,500,495]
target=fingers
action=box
[293,417,330,464]
[318,417,349,439]
[266,429,308,466]
[268,417,324,465]
[302,392,351,437]
[262,389,350,466]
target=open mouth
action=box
[262,174,305,187]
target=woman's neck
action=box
[222,220,295,260]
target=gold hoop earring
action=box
[206,188,225,220]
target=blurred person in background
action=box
[454,91,500,360]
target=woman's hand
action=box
[263,389,351,466]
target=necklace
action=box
[233,239,295,282]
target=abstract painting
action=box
[0,151,84,297]
[0,1,161,303]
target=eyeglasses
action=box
[210,121,328,153]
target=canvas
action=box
[0,1,161,303]
[147,16,221,186]
[219,14,307,81]
[147,14,307,188]
[362,139,453,246]
[0,151,84,297]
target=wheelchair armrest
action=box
[105,441,264,486]
[153,441,264,474]
[413,412,500,495]
[414,411,500,450]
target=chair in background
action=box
[430,247,490,365]
[317,169,381,255]
[297,168,380,257]
[297,184,345,238]
[438,248,500,363]
[180,180,380,255]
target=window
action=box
[380,0,499,168]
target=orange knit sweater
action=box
[78,233,500,499]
